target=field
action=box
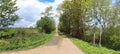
[0,28,55,52]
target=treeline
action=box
[58,0,120,50]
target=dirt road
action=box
[1,33,84,54]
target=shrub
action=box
[102,26,120,50]
[0,28,55,51]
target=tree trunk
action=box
[93,33,96,45]
[99,29,102,46]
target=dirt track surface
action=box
[1,33,84,54]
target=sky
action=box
[39,0,55,3]
[12,0,64,28]
[12,0,115,28]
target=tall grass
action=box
[0,28,55,52]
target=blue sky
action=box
[111,0,116,5]
[12,0,64,27]
[38,0,55,3]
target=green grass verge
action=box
[0,29,55,52]
[67,35,120,54]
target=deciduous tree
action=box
[0,0,19,29]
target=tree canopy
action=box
[36,16,55,33]
[37,6,55,33]
[58,0,120,50]
[0,0,19,28]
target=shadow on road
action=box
[46,35,60,46]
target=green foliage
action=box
[37,16,55,33]
[84,26,120,50]
[0,0,19,28]
[102,26,120,50]
[59,0,120,51]
[84,29,99,42]
[59,0,89,38]
[0,28,55,51]
[67,35,120,54]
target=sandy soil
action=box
[1,33,84,54]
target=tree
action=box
[109,0,120,27]
[86,0,111,45]
[59,0,120,50]
[37,6,55,33]
[36,16,55,33]
[41,6,53,17]
[0,0,19,29]
[59,0,91,38]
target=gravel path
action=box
[1,33,84,54]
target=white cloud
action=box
[13,0,64,27]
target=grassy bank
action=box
[0,28,55,52]
[67,35,120,54]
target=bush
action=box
[102,26,120,50]
[83,26,120,50]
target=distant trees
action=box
[36,6,55,33]
[37,16,55,33]
[0,0,19,29]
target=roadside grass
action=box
[0,28,55,52]
[67,35,120,54]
